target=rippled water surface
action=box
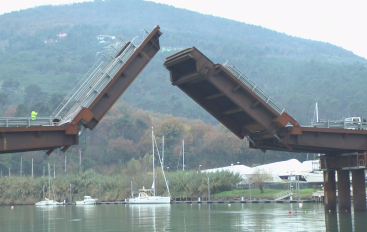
[1,203,366,231]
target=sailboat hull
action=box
[129,196,171,204]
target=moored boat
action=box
[75,196,98,205]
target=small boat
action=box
[35,198,62,206]
[35,199,48,206]
[75,196,98,205]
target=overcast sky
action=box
[1,0,366,58]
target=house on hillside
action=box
[58,33,67,38]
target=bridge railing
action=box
[310,120,367,130]
[223,63,289,116]
[0,117,59,127]
[50,36,137,125]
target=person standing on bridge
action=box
[31,110,38,120]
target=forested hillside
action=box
[0,0,366,175]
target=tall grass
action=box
[0,155,241,205]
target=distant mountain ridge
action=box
[0,0,366,125]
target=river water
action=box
[1,203,366,231]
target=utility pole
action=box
[79,150,81,166]
[249,179,252,201]
[9,168,10,178]
[207,177,210,201]
[54,162,55,179]
[20,156,22,178]
[32,158,33,178]
[65,156,67,173]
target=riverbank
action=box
[0,165,243,205]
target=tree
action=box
[250,167,273,193]
[155,118,185,147]
[14,103,29,117]
[24,84,48,106]
[0,92,9,109]
[1,79,20,100]
[107,137,136,165]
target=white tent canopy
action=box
[202,159,321,183]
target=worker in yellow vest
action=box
[31,110,38,120]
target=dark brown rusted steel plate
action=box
[0,125,79,154]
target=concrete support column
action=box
[323,170,336,211]
[352,169,366,211]
[337,170,351,211]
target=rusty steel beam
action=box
[0,26,162,155]
[84,26,162,130]
[249,126,367,153]
[0,124,79,154]
[164,47,299,141]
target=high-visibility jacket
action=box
[31,111,38,120]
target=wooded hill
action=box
[0,0,365,175]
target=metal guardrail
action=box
[223,63,289,116]
[0,117,58,127]
[50,36,138,125]
[274,190,293,200]
[310,120,367,130]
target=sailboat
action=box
[129,127,171,204]
[35,163,61,206]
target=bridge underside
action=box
[164,47,367,210]
[0,124,79,154]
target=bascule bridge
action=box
[163,47,367,211]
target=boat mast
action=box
[162,136,164,168]
[315,102,319,122]
[48,163,50,199]
[152,127,155,197]
[182,140,184,171]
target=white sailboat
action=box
[35,163,61,206]
[129,127,171,204]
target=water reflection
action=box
[1,203,367,231]
[129,204,171,231]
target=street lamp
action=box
[167,167,169,171]
[199,165,202,172]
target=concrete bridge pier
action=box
[352,169,366,211]
[323,170,336,211]
[337,170,351,211]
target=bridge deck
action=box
[164,47,367,155]
[164,47,298,141]
[0,26,162,154]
